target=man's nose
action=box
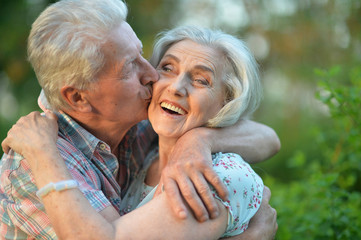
[141,59,159,85]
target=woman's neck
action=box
[145,136,178,186]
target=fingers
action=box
[180,161,227,220]
[192,173,220,219]
[1,110,58,157]
[163,172,222,221]
[203,167,228,201]
[1,138,10,154]
[177,175,212,222]
[163,178,188,220]
[161,161,228,222]
[271,207,278,239]
[263,186,271,203]
[45,110,58,121]
[1,120,23,154]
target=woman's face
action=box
[148,40,225,138]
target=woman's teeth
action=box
[160,102,186,115]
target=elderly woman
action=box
[120,26,264,233]
[2,26,275,239]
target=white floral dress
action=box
[119,149,263,237]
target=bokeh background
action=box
[1,0,360,239]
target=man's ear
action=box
[60,86,92,112]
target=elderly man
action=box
[0,0,279,239]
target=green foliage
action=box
[266,67,361,239]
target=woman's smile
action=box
[160,101,187,115]
[148,39,225,139]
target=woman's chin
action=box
[154,126,184,140]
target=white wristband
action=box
[36,180,79,198]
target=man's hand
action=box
[246,186,278,239]
[1,111,58,159]
[154,128,228,222]
[221,186,277,240]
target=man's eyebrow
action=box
[125,57,135,65]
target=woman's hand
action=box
[1,111,59,159]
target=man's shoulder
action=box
[55,136,93,170]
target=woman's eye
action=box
[161,64,173,72]
[194,78,210,86]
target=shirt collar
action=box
[56,112,102,160]
[55,111,138,161]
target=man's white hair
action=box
[28,0,128,110]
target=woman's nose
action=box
[168,74,188,97]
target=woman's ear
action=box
[60,86,92,112]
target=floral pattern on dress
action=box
[211,152,264,237]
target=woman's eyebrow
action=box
[163,54,214,74]
[162,54,180,63]
[194,65,215,77]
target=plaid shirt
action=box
[0,112,156,240]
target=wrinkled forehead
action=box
[102,22,142,61]
[165,40,223,74]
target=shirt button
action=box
[99,143,107,150]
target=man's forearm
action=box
[196,119,280,163]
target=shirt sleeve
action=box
[211,152,264,237]
[57,138,112,212]
[0,152,57,239]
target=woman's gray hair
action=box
[150,26,262,128]
[28,0,128,110]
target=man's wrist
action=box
[241,226,260,240]
[25,145,58,162]
[183,127,214,151]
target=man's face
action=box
[84,22,158,128]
